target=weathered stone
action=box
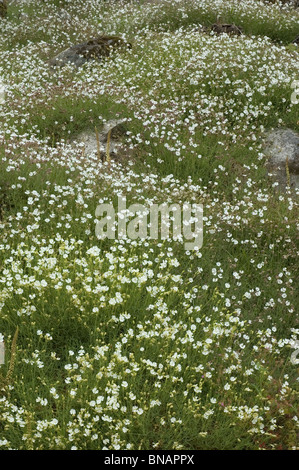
[211,23,243,36]
[101,120,127,142]
[49,35,132,68]
[70,119,127,161]
[264,129,299,190]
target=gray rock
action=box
[49,35,131,68]
[71,119,127,161]
[211,23,243,36]
[49,47,88,68]
[101,120,127,142]
[264,129,299,190]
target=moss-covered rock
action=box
[49,35,132,68]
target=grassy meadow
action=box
[0,0,298,450]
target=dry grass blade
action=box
[95,126,101,161]
[106,129,112,164]
[286,156,290,188]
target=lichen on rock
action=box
[49,35,132,68]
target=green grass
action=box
[0,0,298,451]
[137,0,299,44]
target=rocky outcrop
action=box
[49,35,132,68]
[264,129,299,190]
[71,119,128,161]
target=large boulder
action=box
[264,129,299,190]
[70,119,128,161]
[49,35,132,68]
